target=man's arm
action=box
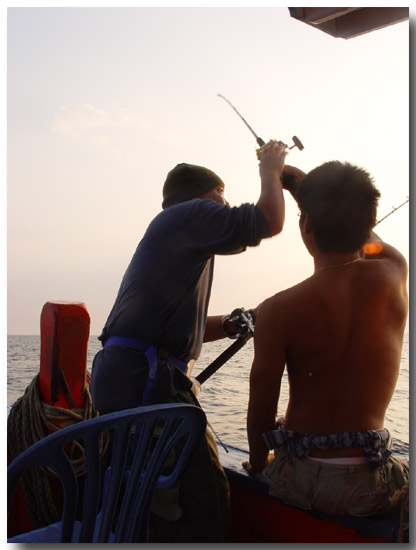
[203,315,224,342]
[255,142,287,236]
[245,298,287,473]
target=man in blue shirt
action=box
[91,142,288,541]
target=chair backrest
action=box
[8,403,206,543]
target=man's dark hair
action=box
[297,161,381,253]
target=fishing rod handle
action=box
[195,335,251,385]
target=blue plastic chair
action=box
[8,403,206,543]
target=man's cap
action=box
[162,163,225,209]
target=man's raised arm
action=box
[255,143,287,236]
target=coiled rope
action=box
[7,373,108,530]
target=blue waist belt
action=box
[103,336,189,406]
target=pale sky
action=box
[5,5,410,336]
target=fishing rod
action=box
[195,311,255,454]
[196,97,304,386]
[375,197,409,226]
[217,93,304,159]
[196,332,253,385]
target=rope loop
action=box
[7,373,109,530]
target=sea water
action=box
[7,334,409,460]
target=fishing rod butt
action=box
[195,334,252,385]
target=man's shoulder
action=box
[159,198,229,220]
[259,277,317,322]
[265,276,315,304]
[361,254,408,284]
[158,199,200,216]
[151,200,204,229]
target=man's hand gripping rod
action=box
[217,93,304,159]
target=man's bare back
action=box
[261,246,407,436]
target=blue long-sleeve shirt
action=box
[92,198,271,410]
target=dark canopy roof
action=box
[289,7,409,39]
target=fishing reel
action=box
[218,94,304,160]
[256,136,304,160]
[221,308,255,339]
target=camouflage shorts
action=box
[264,444,409,517]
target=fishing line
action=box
[207,419,229,453]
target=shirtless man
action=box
[245,160,409,516]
